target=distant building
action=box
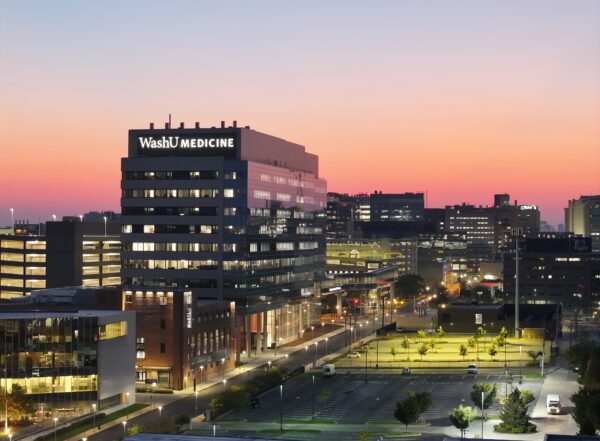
[0,219,121,299]
[565,195,600,252]
[326,238,415,275]
[503,234,600,308]
[369,192,424,222]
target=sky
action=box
[1,0,599,227]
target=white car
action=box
[467,364,478,374]
[347,351,361,358]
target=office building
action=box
[0,219,121,299]
[326,238,415,275]
[503,234,600,308]
[0,302,135,417]
[121,121,326,389]
[565,195,600,252]
[369,192,424,222]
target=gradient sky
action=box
[1,0,599,226]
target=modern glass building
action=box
[121,122,326,389]
[0,310,135,420]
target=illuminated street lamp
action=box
[158,406,162,417]
[325,337,329,355]
[53,418,58,441]
[103,216,107,236]
[122,421,127,435]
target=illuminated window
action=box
[99,321,127,340]
[224,189,234,198]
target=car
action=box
[347,351,361,358]
[467,364,478,374]
[402,367,411,375]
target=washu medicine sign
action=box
[133,132,239,157]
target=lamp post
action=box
[325,337,328,356]
[314,342,318,368]
[279,384,284,432]
[8,433,13,441]
[126,392,130,421]
[304,346,308,364]
[92,403,97,429]
[268,361,272,370]
[194,391,198,417]
[364,343,368,383]
[221,358,226,381]
[9,209,14,232]
[52,214,56,221]
[53,417,58,441]
[122,421,127,436]
[311,326,315,340]
[519,345,522,380]
[481,391,485,439]
[158,406,162,418]
[103,216,107,236]
[311,375,315,419]
[200,366,204,390]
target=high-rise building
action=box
[0,219,121,299]
[121,122,326,389]
[565,195,600,252]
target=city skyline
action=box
[1,0,599,226]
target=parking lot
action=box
[223,372,543,425]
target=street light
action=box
[304,346,308,364]
[314,342,318,368]
[311,375,315,419]
[267,361,272,370]
[52,214,57,221]
[126,392,130,421]
[122,421,127,435]
[221,358,226,380]
[103,216,107,236]
[9,209,14,231]
[311,326,315,340]
[279,384,284,431]
[200,366,204,390]
[92,403,97,429]
[325,337,329,356]
[53,417,58,441]
[194,391,198,416]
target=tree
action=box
[459,344,468,360]
[428,338,436,350]
[172,414,191,430]
[449,406,476,439]
[495,388,536,434]
[0,385,37,420]
[567,340,596,373]
[395,274,425,298]
[519,389,535,405]
[436,326,445,339]
[467,337,477,349]
[417,344,428,360]
[583,348,600,389]
[417,329,426,342]
[400,336,410,360]
[488,344,498,359]
[475,327,484,339]
[572,387,600,435]
[470,383,498,418]
[407,391,432,416]
[390,346,398,362]
[499,326,509,340]
[495,336,505,348]
[394,395,421,432]
[527,351,543,365]
[356,430,371,441]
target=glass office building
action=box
[0,310,135,418]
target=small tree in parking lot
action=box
[390,346,398,362]
[488,344,498,359]
[470,383,498,419]
[394,394,423,432]
[401,336,410,360]
[449,406,476,439]
[417,344,428,360]
[417,329,426,342]
[459,344,469,360]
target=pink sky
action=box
[1,1,599,226]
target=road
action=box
[84,322,376,441]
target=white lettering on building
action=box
[138,136,235,149]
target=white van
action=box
[323,364,336,377]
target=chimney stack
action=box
[195,122,200,129]
[149,122,154,129]
[233,120,237,128]
[179,122,184,129]
[220,121,225,128]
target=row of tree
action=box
[569,341,600,435]
[394,382,536,438]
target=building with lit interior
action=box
[121,121,326,389]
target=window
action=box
[160,343,166,353]
[99,321,127,340]
[159,296,168,306]
[224,207,237,216]
[143,225,155,233]
[224,189,234,198]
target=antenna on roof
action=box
[168,113,172,128]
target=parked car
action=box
[402,367,411,376]
[347,351,361,358]
[467,364,478,374]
